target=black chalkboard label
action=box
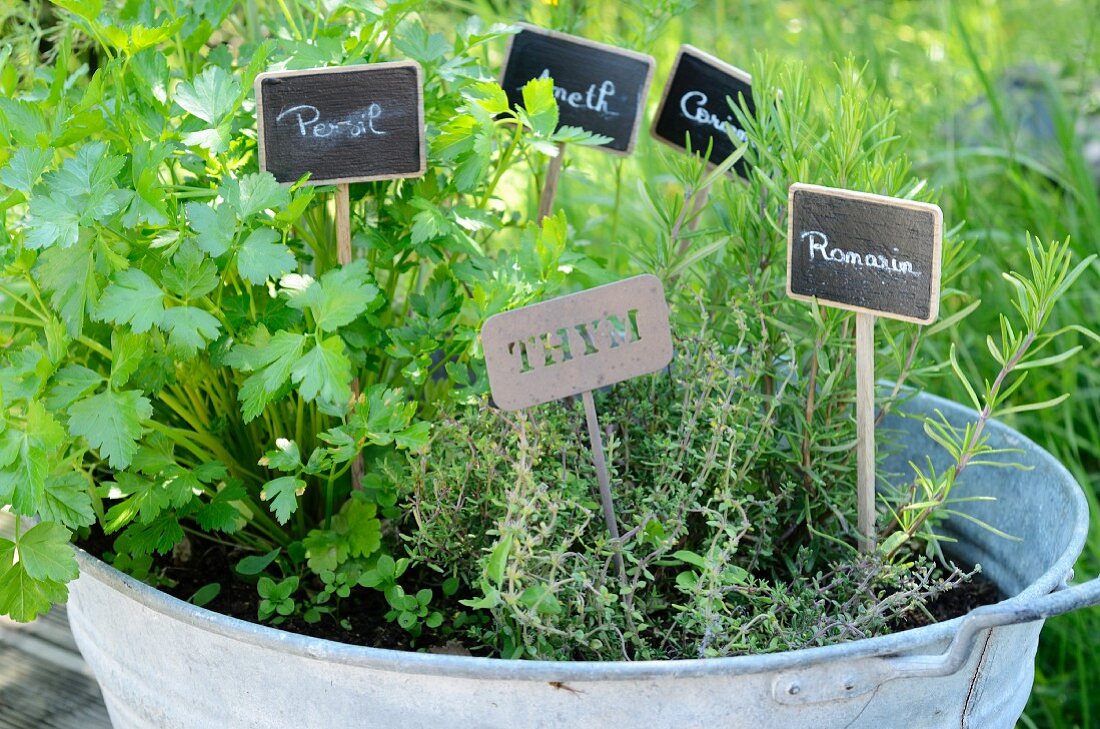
[652,45,755,177]
[500,24,654,155]
[255,62,426,185]
[786,184,943,324]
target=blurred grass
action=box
[441,1,1100,725]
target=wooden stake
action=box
[668,184,712,274]
[686,184,710,233]
[582,389,626,580]
[855,312,876,553]
[335,183,352,263]
[336,183,364,491]
[538,143,566,222]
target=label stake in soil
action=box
[538,143,565,221]
[334,182,364,486]
[582,390,622,567]
[786,183,943,553]
[855,311,875,552]
[256,61,427,488]
[481,275,673,576]
[500,24,655,220]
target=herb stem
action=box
[884,330,1038,559]
[0,283,47,321]
[324,465,336,530]
[78,337,112,359]
[0,315,43,327]
[478,120,523,210]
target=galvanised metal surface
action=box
[66,392,1100,728]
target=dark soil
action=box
[889,573,1002,632]
[78,529,1003,654]
[78,528,416,650]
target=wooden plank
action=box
[0,641,110,728]
[0,510,110,727]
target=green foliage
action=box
[404,336,974,660]
[0,3,1094,709]
[0,0,598,625]
[257,575,299,622]
[882,236,1097,561]
[0,517,75,622]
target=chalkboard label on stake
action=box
[255,61,426,185]
[651,45,755,178]
[482,275,673,411]
[500,24,655,155]
[786,183,943,325]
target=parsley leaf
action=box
[0,147,53,194]
[194,481,246,533]
[103,472,169,532]
[0,402,66,516]
[39,473,96,530]
[175,66,240,125]
[260,438,302,473]
[225,328,307,422]
[338,493,381,559]
[26,143,127,249]
[16,522,78,582]
[46,365,104,411]
[238,227,295,286]
[161,306,221,355]
[68,388,153,470]
[0,539,67,623]
[285,259,379,332]
[224,173,288,219]
[25,194,80,249]
[520,77,558,137]
[260,475,305,525]
[291,335,352,408]
[113,514,184,557]
[96,268,165,333]
[186,201,237,257]
[109,331,146,390]
[162,243,219,300]
[34,238,99,336]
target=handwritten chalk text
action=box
[678,91,748,142]
[533,69,620,117]
[802,230,921,277]
[275,104,386,138]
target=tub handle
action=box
[772,573,1100,705]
